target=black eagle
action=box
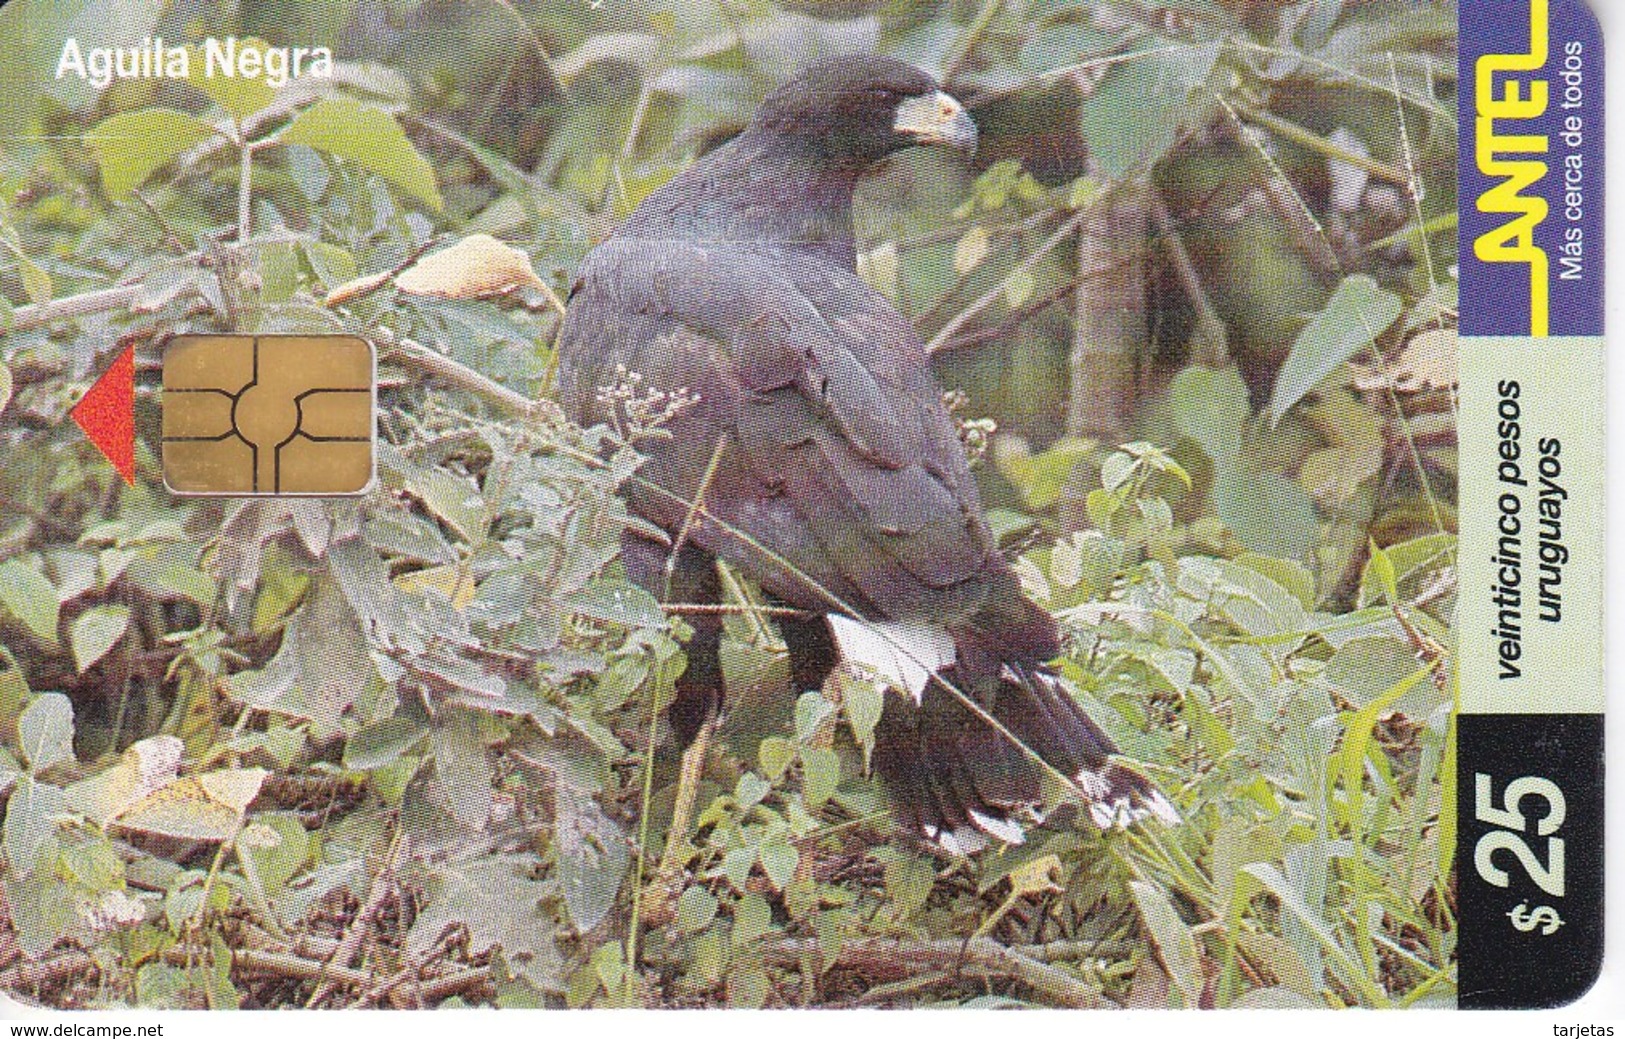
[558,55,1175,853]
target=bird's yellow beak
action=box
[893,90,978,153]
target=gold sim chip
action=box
[162,335,375,495]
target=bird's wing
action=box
[558,239,998,618]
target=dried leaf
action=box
[113,768,267,841]
[323,268,394,308]
[66,735,182,826]
[395,234,544,299]
[1351,328,1457,393]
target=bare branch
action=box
[760,935,1105,1008]
[926,207,1090,355]
[2,286,144,336]
[374,328,561,422]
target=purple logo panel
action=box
[1460,0,1604,337]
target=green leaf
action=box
[1213,469,1318,560]
[164,873,210,933]
[6,867,79,959]
[388,459,485,542]
[1129,879,1202,1007]
[1242,862,1389,1007]
[589,941,626,995]
[1002,267,1035,309]
[813,909,848,974]
[1170,364,1249,464]
[61,836,123,891]
[0,559,59,644]
[207,932,242,1008]
[722,846,757,890]
[278,100,442,210]
[731,892,772,946]
[251,564,310,635]
[757,737,795,782]
[302,240,358,289]
[758,838,798,890]
[800,746,839,808]
[86,108,215,198]
[840,674,882,765]
[254,728,304,774]
[431,708,493,830]
[1233,553,1316,609]
[135,963,190,1008]
[1099,450,1136,494]
[1325,636,1443,717]
[561,579,664,629]
[883,855,934,919]
[1125,441,1192,487]
[1,241,51,304]
[3,777,64,877]
[993,436,1094,511]
[1079,42,1219,179]
[124,547,217,606]
[726,962,770,1008]
[734,771,770,808]
[18,693,73,774]
[407,855,563,990]
[555,794,628,933]
[229,572,380,740]
[185,41,276,121]
[1068,175,1103,210]
[522,731,610,792]
[1358,532,1455,609]
[66,735,180,827]
[1085,489,1120,530]
[1020,24,1116,76]
[793,690,835,744]
[1366,540,1398,604]
[1137,496,1173,533]
[116,769,265,841]
[70,604,130,674]
[675,885,719,935]
[1178,556,1309,639]
[1267,275,1403,425]
[1178,679,1235,758]
[1338,662,1433,821]
[344,713,428,770]
[242,813,311,900]
[591,656,646,715]
[954,225,990,274]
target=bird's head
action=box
[753,55,977,165]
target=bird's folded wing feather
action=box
[561,240,998,614]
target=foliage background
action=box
[0,0,1458,1010]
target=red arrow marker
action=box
[70,345,135,485]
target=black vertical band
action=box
[1457,713,1604,1008]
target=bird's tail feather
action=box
[855,624,1178,854]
